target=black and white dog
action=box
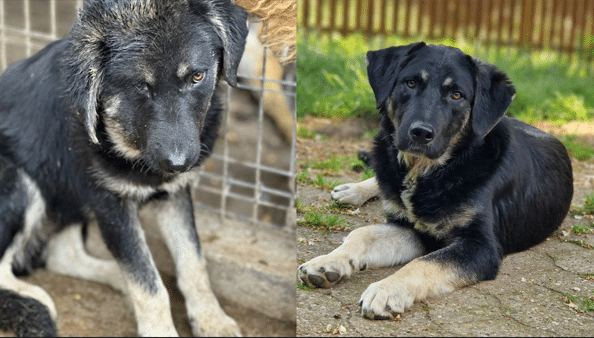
[0,0,248,336]
[300,42,573,320]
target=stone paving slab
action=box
[296,184,594,337]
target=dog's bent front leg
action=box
[94,195,177,337]
[358,236,500,320]
[152,187,241,337]
[299,224,425,288]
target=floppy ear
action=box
[61,2,106,144]
[471,59,516,139]
[190,0,248,87]
[366,42,426,109]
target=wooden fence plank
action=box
[298,0,594,60]
[417,0,424,36]
[568,0,577,53]
[560,0,568,49]
[341,0,349,34]
[402,0,409,36]
[520,0,533,46]
[379,0,387,34]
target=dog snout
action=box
[409,122,435,145]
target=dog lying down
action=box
[0,0,249,336]
[300,42,573,320]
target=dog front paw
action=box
[358,280,414,320]
[299,254,362,288]
[190,302,242,337]
[331,183,368,207]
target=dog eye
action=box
[451,91,462,100]
[191,72,204,83]
[137,82,151,94]
[406,80,416,88]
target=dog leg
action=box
[0,244,58,320]
[45,223,125,292]
[358,239,496,319]
[152,187,242,337]
[331,177,379,207]
[94,196,177,337]
[0,168,57,320]
[298,223,424,288]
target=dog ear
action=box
[61,4,105,145]
[190,0,249,87]
[366,42,426,109]
[471,59,516,139]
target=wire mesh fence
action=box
[0,0,296,231]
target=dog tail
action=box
[0,289,57,337]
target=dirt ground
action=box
[296,117,594,337]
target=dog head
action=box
[367,43,515,160]
[62,0,248,175]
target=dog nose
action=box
[159,153,191,173]
[409,123,435,145]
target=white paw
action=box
[191,307,242,337]
[358,280,414,320]
[331,183,368,206]
[298,253,364,288]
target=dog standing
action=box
[0,0,248,336]
[299,42,573,320]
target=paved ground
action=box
[297,186,594,336]
[295,119,594,337]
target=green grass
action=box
[297,33,379,119]
[559,135,594,161]
[584,193,594,214]
[571,223,594,235]
[572,192,594,216]
[297,30,594,125]
[297,167,341,190]
[297,153,375,190]
[563,239,594,250]
[297,126,318,139]
[297,282,312,291]
[565,291,594,313]
[297,211,347,230]
[307,155,344,172]
[300,153,374,178]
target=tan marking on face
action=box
[420,70,429,82]
[386,96,395,118]
[103,115,142,160]
[443,77,454,87]
[177,62,190,79]
[142,67,156,85]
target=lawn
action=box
[297,29,594,125]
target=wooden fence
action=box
[298,0,594,59]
